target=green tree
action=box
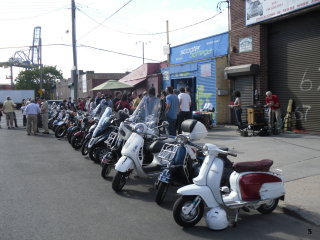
[15,66,63,99]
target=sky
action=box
[0,0,228,84]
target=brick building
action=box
[56,71,129,100]
[226,0,320,132]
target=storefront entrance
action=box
[172,77,196,111]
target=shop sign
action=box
[170,33,228,64]
[200,63,212,77]
[171,72,192,78]
[246,0,320,26]
[239,36,252,53]
[162,70,170,81]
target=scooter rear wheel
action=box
[173,195,204,228]
[257,199,279,214]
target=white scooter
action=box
[172,144,285,230]
[112,95,172,192]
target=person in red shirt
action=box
[115,94,131,112]
[265,91,282,132]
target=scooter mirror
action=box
[162,121,169,127]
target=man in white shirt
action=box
[25,99,41,135]
[177,87,192,134]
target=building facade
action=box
[119,63,163,96]
[162,33,230,124]
[228,0,320,132]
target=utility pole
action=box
[40,37,43,97]
[136,41,150,64]
[71,0,78,101]
[166,20,170,65]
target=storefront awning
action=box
[91,80,133,91]
[224,64,259,78]
[119,77,146,86]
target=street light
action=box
[136,41,151,64]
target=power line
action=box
[0,5,68,21]
[78,0,133,41]
[78,8,222,36]
[0,43,161,62]
[78,44,161,62]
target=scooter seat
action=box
[233,159,273,173]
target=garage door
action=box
[268,10,320,132]
[234,76,253,124]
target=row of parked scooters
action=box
[47,97,285,230]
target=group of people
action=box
[0,96,49,135]
[230,90,282,132]
[1,87,283,137]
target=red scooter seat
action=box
[233,159,273,173]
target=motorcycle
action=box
[100,110,131,179]
[81,119,98,156]
[54,111,75,138]
[71,114,93,150]
[154,119,208,205]
[172,144,285,230]
[112,95,173,192]
[87,107,116,163]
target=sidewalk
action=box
[204,125,320,227]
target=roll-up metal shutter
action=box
[268,10,320,132]
[234,76,253,124]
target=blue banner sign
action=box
[170,33,228,65]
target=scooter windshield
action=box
[93,107,113,137]
[130,96,161,128]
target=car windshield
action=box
[129,96,161,128]
[93,107,113,137]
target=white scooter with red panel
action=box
[173,143,285,230]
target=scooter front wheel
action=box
[55,125,67,138]
[173,195,204,228]
[71,135,83,150]
[257,199,279,214]
[101,164,112,180]
[81,139,89,156]
[112,171,127,192]
[155,182,169,205]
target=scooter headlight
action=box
[175,135,188,145]
[202,145,209,156]
[134,123,145,134]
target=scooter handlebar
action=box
[228,152,237,157]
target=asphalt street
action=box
[0,113,319,240]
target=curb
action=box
[278,204,320,227]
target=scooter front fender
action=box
[115,156,134,173]
[177,184,219,208]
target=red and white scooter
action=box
[173,144,285,230]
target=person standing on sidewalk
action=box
[40,97,49,134]
[165,86,179,136]
[177,87,191,134]
[25,100,41,136]
[3,96,15,129]
[230,91,243,130]
[266,91,282,131]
